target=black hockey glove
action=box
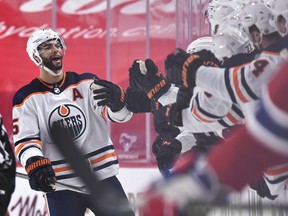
[152,135,164,157]
[156,137,182,172]
[194,49,220,68]
[165,48,220,89]
[129,59,171,100]
[165,48,190,86]
[92,79,126,112]
[125,87,152,113]
[152,102,181,137]
[249,176,278,200]
[25,156,56,193]
[176,86,193,110]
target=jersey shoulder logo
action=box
[48,104,86,140]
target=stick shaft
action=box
[16,172,88,194]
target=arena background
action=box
[0,0,287,215]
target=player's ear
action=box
[33,54,40,63]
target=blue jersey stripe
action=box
[256,99,288,140]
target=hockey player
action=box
[143,0,286,200]
[138,57,288,216]
[249,0,288,200]
[132,28,254,176]
[163,0,288,201]
[0,114,16,216]
[166,1,281,111]
[12,28,134,216]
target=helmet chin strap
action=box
[40,64,63,77]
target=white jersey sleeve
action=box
[196,51,284,106]
[158,84,179,106]
[263,163,288,197]
[89,80,132,123]
[175,130,197,153]
[190,87,245,127]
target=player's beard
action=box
[42,56,63,73]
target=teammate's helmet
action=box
[211,25,255,61]
[269,0,288,36]
[26,28,66,66]
[241,1,277,36]
[207,1,242,35]
[237,0,256,6]
[186,36,213,54]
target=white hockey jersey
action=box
[12,71,132,188]
[186,51,259,129]
[195,38,287,114]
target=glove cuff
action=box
[147,79,171,100]
[25,156,52,176]
[182,55,203,88]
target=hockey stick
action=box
[16,172,88,194]
[50,124,135,215]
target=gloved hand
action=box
[165,48,220,88]
[152,135,164,157]
[91,79,126,112]
[125,87,152,113]
[182,49,220,88]
[249,175,278,200]
[176,86,193,110]
[25,156,56,193]
[152,102,181,137]
[194,49,220,67]
[129,59,171,100]
[156,137,182,172]
[165,48,190,86]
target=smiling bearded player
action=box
[12,28,135,216]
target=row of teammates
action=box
[139,0,288,214]
[136,0,288,203]
[1,0,288,215]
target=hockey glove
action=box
[129,59,171,100]
[165,48,220,89]
[165,48,190,86]
[152,135,164,157]
[25,156,56,193]
[194,49,220,68]
[152,102,181,137]
[125,87,152,113]
[176,86,193,110]
[92,79,126,112]
[156,137,182,172]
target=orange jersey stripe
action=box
[15,140,42,156]
[54,165,72,174]
[37,72,67,88]
[14,77,93,108]
[101,106,107,120]
[90,152,117,165]
[232,67,249,103]
[261,50,280,56]
[265,166,288,176]
[226,112,240,125]
[191,107,214,123]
